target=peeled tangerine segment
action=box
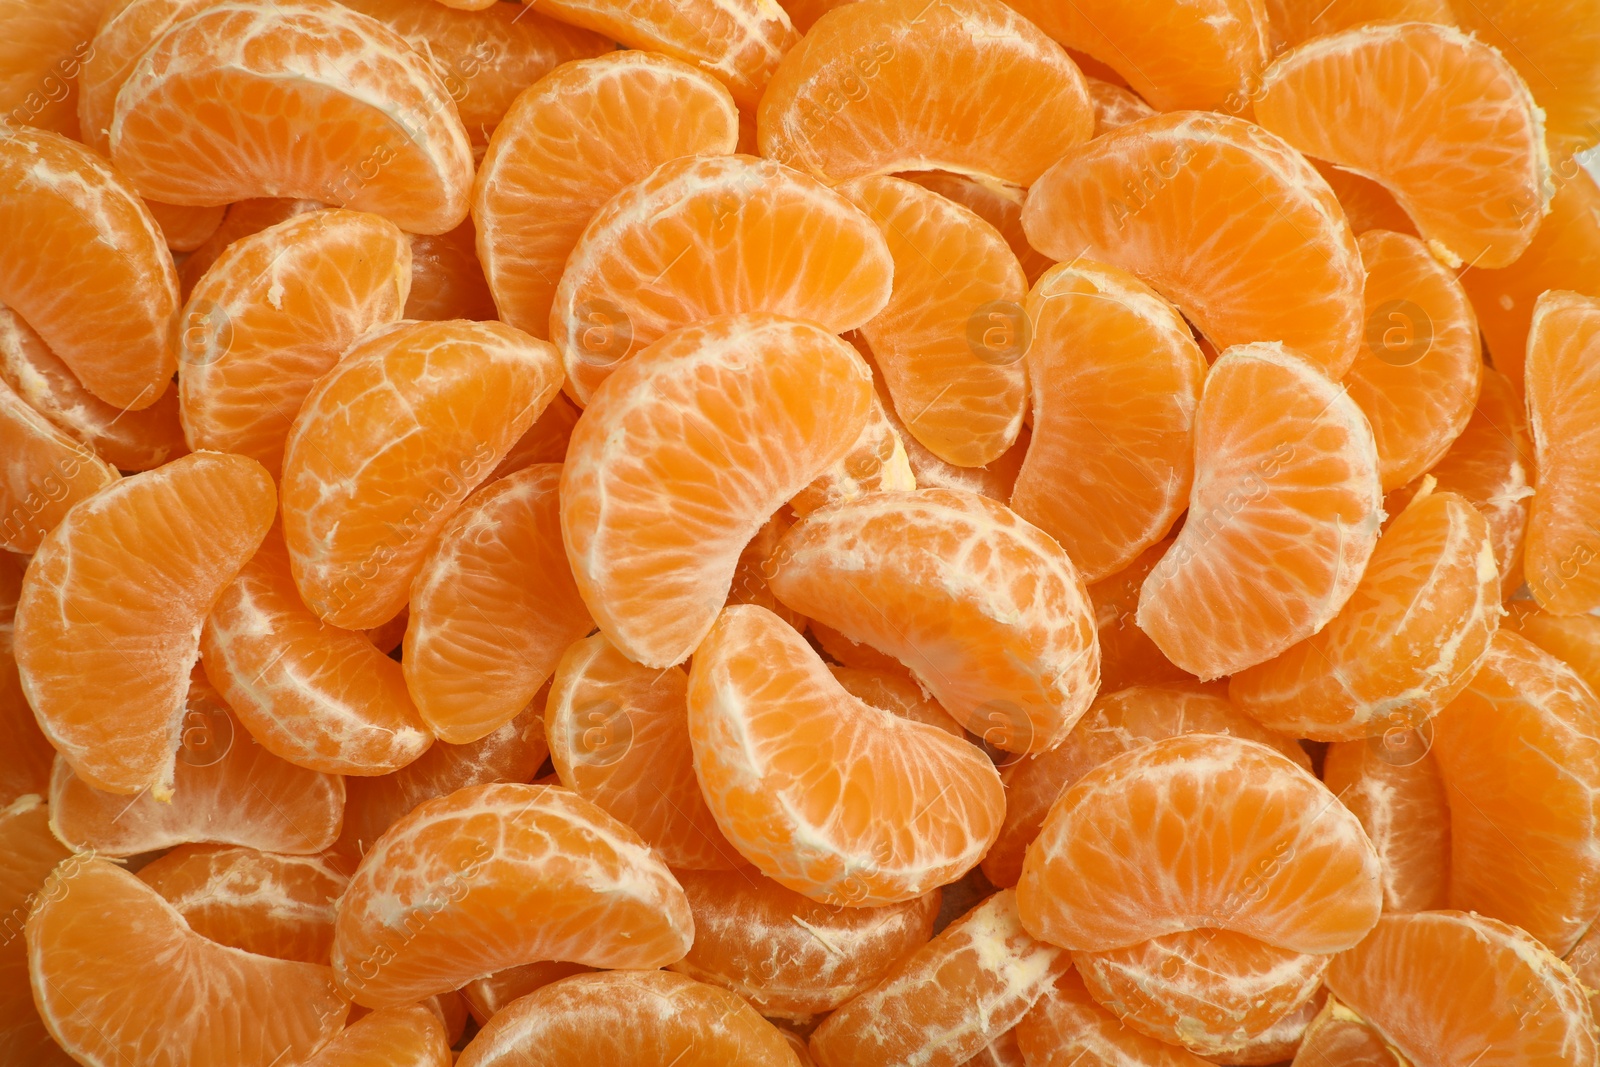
[688,605,1003,906]
[550,154,892,404]
[0,379,119,555]
[546,632,738,871]
[330,783,693,1008]
[809,889,1070,1067]
[1089,539,1196,693]
[1022,111,1364,378]
[13,452,275,796]
[302,1003,449,1067]
[559,314,871,668]
[769,488,1099,753]
[1266,0,1458,46]
[1254,22,1550,269]
[110,0,475,234]
[668,868,940,1021]
[839,174,1027,468]
[26,859,348,1067]
[1323,740,1451,913]
[201,528,433,776]
[758,0,1093,186]
[1012,260,1206,583]
[1327,911,1599,1067]
[457,969,799,1067]
[0,0,106,140]
[282,319,563,630]
[1137,343,1383,680]
[178,208,413,477]
[1525,291,1600,614]
[1015,969,1217,1067]
[473,51,739,340]
[0,126,179,410]
[0,795,72,1063]
[1230,490,1499,741]
[1291,994,1409,1067]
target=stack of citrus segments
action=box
[3,0,1600,1063]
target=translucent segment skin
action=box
[1015,969,1214,1067]
[1087,539,1195,694]
[787,389,917,518]
[303,1003,451,1067]
[559,315,873,669]
[830,663,966,738]
[1322,742,1451,913]
[0,795,74,1065]
[1012,260,1206,583]
[1506,604,1600,698]
[901,172,1055,284]
[458,961,593,1027]
[330,783,694,1008]
[809,889,1071,1067]
[758,0,1094,186]
[1290,995,1408,1067]
[727,510,812,630]
[406,220,498,321]
[687,605,1004,906]
[1086,77,1159,132]
[769,488,1100,754]
[178,197,329,295]
[1266,0,1456,48]
[79,0,226,156]
[669,868,941,1020]
[0,377,120,554]
[1018,734,1383,956]
[110,0,476,234]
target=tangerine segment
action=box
[1525,291,1600,614]
[1266,0,1456,47]
[0,635,54,806]
[758,0,1092,186]
[14,451,274,796]
[331,782,693,1008]
[0,380,119,555]
[809,889,1070,1067]
[839,174,1026,467]
[139,845,349,964]
[1229,490,1499,741]
[0,126,178,410]
[1014,969,1213,1067]
[669,868,940,1021]
[0,796,73,1066]
[1136,343,1383,680]
[178,197,328,295]
[790,396,916,522]
[304,1004,450,1067]
[0,0,106,139]
[1290,995,1409,1067]
[830,663,965,737]
[1086,77,1159,133]
[406,221,498,321]
[283,319,562,630]
[77,0,223,157]
[1087,540,1194,694]
[202,528,433,776]
[560,314,871,668]
[1345,230,1483,491]
[1012,260,1205,584]
[1018,734,1382,955]
[493,393,580,479]
[1223,991,1326,1067]
[458,961,593,1027]
[1431,631,1600,955]
[1322,742,1450,913]
[688,605,1003,906]
[1325,911,1598,1067]
[178,208,412,476]
[1254,23,1550,269]
[983,685,1310,890]
[769,488,1099,754]
[551,155,892,404]
[726,511,812,629]
[547,633,739,871]
[458,969,800,1067]
[110,0,475,234]
[1506,604,1600,697]
[473,51,739,342]
[28,858,349,1066]
[902,172,1055,284]
[1314,157,1418,235]
[1022,112,1364,378]
[1568,924,1600,996]
[405,464,591,745]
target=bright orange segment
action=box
[1290,995,1411,1067]
[1085,77,1159,132]
[492,393,580,479]
[1506,603,1600,697]
[405,221,498,321]
[0,0,108,139]
[902,172,1055,283]
[0,378,119,555]
[830,662,965,737]
[458,961,593,1027]
[787,390,915,517]
[1015,969,1213,1067]
[178,197,328,294]
[1266,0,1457,46]
[0,628,54,806]
[1323,741,1451,913]
[77,0,222,157]
[1087,540,1194,694]
[0,795,73,1065]
[303,1003,450,1067]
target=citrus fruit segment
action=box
[145,197,230,254]
[669,868,940,1021]
[76,0,223,156]
[1086,77,1159,132]
[1265,0,1456,46]
[1506,603,1600,697]
[0,795,73,1065]
[304,1003,450,1067]
[1018,734,1382,955]
[178,197,328,295]
[0,380,119,555]
[405,221,497,321]
[473,51,739,341]
[547,632,739,871]
[768,487,1099,753]
[178,208,412,476]
[0,126,179,410]
[1229,490,1499,741]
[1431,631,1600,954]
[405,464,591,745]
[457,969,801,1067]
[1011,260,1206,583]
[551,155,892,403]
[1322,741,1450,913]
[110,0,475,234]
[0,634,53,806]
[725,511,811,629]
[787,390,915,517]
[560,314,872,668]
[902,172,1055,284]
[1525,291,1600,614]
[1568,923,1600,996]
[1014,969,1213,1067]
[14,451,275,796]
[1290,995,1408,1067]
[830,663,966,737]
[138,844,348,964]
[1022,112,1364,378]
[0,0,107,139]
[202,528,433,775]
[458,961,593,1027]
[1314,157,1418,235]
[688,604,1004,905]
[26,858,348,1066]
[1087,541,1194,694]
[331,782,693,1007]
[1325,911,1599,1067]
[493,393,580,479]
[282,319,562,630]
[809,889,1070,1067]
[1136,343,1383,680]
[1253,23,1550,269]
[758,0,1093,186]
